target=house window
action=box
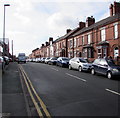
[114,23,118,39]
[101,28,106,41]
[98,49,102,58]
[57,43,58,49]
[87,34,91,44]
[74,51,76,57]
[70,40,73,48]
[103,48,107,58]
[88,48,91,58]
[74,38,76,48]
[82,48,87,58]
[114,47,119,58]
[82,36,84,45]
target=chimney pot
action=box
[66,29,72,34]
[49,37,53,42]
[42,44,44,47]
[109,4,113,16]
[45,42,49,46]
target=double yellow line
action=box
[19,65,51,118]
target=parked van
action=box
[18,53,26,63]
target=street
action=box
[20,62,120,116]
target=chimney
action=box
[66,29,72,34]
[113,2,120,15]
[109,4,113,16]
[42,44,44,47]
[86,16,95,27]
[49,37,53,42]
[79,22,85,29]
[45,42,49,46]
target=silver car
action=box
[69,57,92,72]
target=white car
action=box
[69,57,92,72]
[45,57,50,64]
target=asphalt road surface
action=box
[21,62,120,117]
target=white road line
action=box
[51,68,59,71]
[105,88,120,96]
[66,73,86,82]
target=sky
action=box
[0,0,118,56]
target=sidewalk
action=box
[2,62,28,117]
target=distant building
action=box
[29,2,120,64]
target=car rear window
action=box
[79,59,87,63]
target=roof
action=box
[71,13,120,37]
[54,27,80,43]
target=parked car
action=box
[56,57,69,67]
[41,57,46,63]
[18,53,26,63]
[35,58,41,63]
[48,57,58,65]
[91,58,120,79]
[45,57,50,64]
[0,56,5,73]
[4,56,9,65]
[69,57,92,72]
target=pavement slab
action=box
[2,62,27,117]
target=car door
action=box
[73,58,79,69]
[93,59,100,73]
[98,59,108,75]
[70,58,76,69]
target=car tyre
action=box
[107,72,112,79]
[78,66,82,72]
[91,68,95,75]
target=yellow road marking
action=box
[19,65,43,117]
[19,65,51,118]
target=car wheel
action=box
[91,68,95,75]
[78,66,82,72]
[107,72,112,79]
[69,65,72,70]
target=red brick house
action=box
[69,1,120,63]
[29,2,120,65]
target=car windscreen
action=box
[107,59,116,66]
[51,57,58,60]
[79,59,87,63]
[18,53,25,57]
[62,58,69,61]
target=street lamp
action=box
[3,4,10,57]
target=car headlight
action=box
[83,64,88,67]
[112,69,119,72]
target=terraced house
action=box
[29,2,120,64]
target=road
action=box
[21,62,120,116]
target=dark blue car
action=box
[56,57,69,67]
[91,58,120,79]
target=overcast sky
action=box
[0,0,117,56]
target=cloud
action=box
[0,0,115,56]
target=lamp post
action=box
[3,4,10,57]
